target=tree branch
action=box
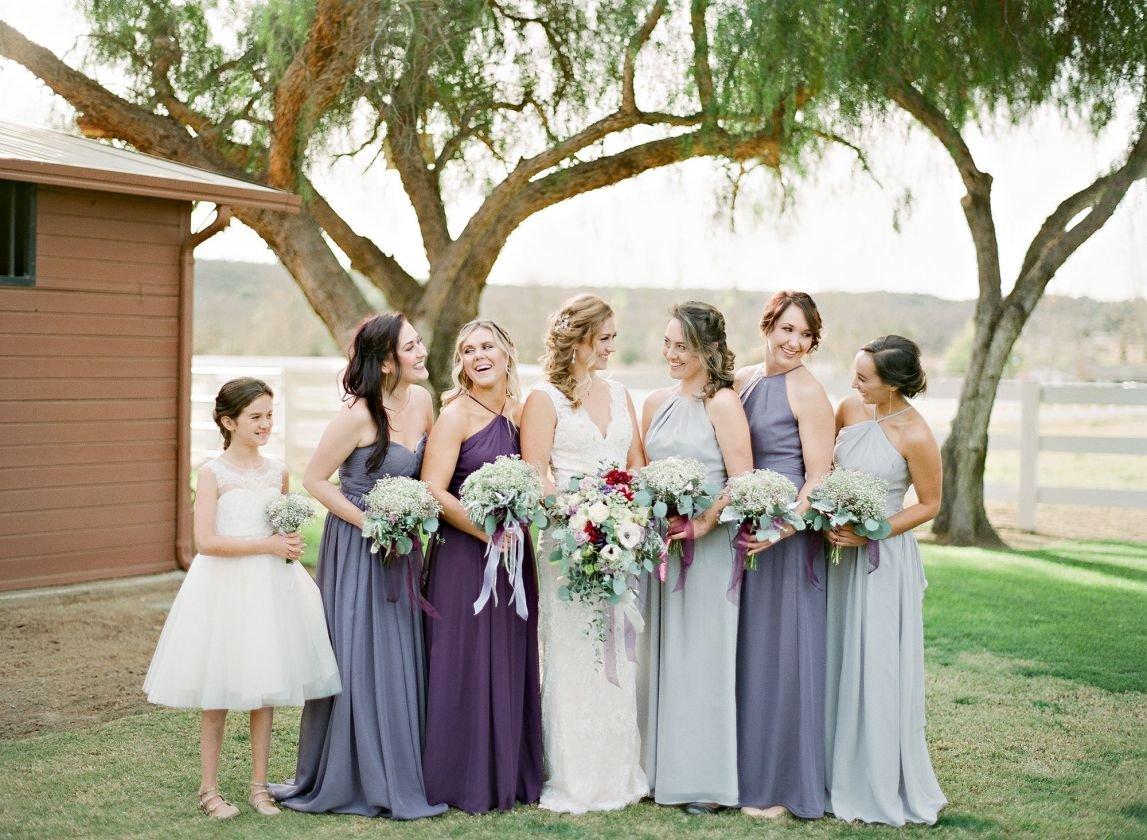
[303,181,425,313]
[690,0,716,122]
[384,104,453,262]
[268,0,379,189]
[622,0,667,112]
[888,77,1002,312]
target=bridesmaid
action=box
[272,314,446,820]
[640,301,753,814]
[420,320,543,813]
[735,291,834,820]
[825,335,947,826]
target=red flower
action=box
[604,468,633,488]
[584,522,605,544]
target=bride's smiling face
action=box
[575,317,618,372]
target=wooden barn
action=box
[0,121,298,592]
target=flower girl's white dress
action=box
[144,457,340,710]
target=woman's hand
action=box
[267,532,305,561]
[827,526,868,548]
[744,523,798,556]
[667,513,714,541]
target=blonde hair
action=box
[671,301,735,400]
[540,294,614,408]
[441,319,521,406]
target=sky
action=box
[2,0,1144,301]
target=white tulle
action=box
[534,379,650,813]
[143,458,340,710]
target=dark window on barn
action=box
[1,180,36,286]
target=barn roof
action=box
[0,121,299,213]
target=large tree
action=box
[861,2,1146,544]
[0,0,848,391]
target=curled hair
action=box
[540,293,614,408]
[861,334,928,398]
[343,313,406,473]
[442,319,521,407]
[671,301,735,399]
[213,377,274,450]
[759,290,823,352]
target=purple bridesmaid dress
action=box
[421,411,543,812]
[272,440,446,819]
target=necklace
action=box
[572,374,594,401]
[384,387,412,413]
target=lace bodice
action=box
[201,457,285,539]
[535,379,631,486]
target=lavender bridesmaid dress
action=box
[421,411,543,812]
[736,367,827,818]
[272,441,446,819]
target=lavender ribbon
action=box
[726,522,753,605]
[866,538,880,573]
[472,519,529,620]
[602,591,644,688]
[382,539,439,617]
[806,531,824,591]
[672,519,696,592]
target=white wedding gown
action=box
[534,379,650,813]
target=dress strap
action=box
[875,404,913,423]
[466,392,506,417]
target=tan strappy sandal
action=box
[249,781,281,816]
[197,788,239,820]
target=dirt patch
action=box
[0,575,181,739]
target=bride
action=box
[521,293,649,813]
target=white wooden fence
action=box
[193,356,1147,531]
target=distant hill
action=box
[194,260,1147,381]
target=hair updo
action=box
[759,290,823,352]
[671,301,736,399]
[213,377,274,450]
[861,334,927,398]
[541,293,614,408]
[442,319,521,406]
[343,313,407,473]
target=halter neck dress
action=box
[824,407,947,826]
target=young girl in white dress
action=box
[143,378,341,820]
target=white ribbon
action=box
[472,519,529,620]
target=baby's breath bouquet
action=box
[803,469,892,565]
[547,463,656,685]
[719,469,806,579]
[265,494,315,563]
[635,457,716,589]
[362,476,441,560]
[460,455,548,620]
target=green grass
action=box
[2,540,1145,838]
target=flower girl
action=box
[143,378,340,819]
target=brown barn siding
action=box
[0,185,185,590]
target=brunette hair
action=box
[213,377,274,450]
[759,290,823,352]
[671,301,735,399]
[442,319,521,407]
[540,293,614,408]
[343,313,407,472]
[861,334,928,398]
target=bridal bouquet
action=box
[803,468,892,566]
[265,493,315,563]
[460,455,548,620]
[635,457,716,588]
[547,464,658,685]
[362,476,442,560]
[720,467,806,563]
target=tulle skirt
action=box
[144,553,341,710]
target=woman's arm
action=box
[421,407,490,542]
[194,466,299,560]
[791,372,836,509]
[303,405,373,530]
[887,422,942,537]
[520,390,558,497]
[623,388,647,471]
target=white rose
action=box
[570,511,588,531]
[587,502,610,524]
[617,522,644,549]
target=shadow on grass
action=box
[921,540,1147,694]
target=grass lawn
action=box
[3,539,1145,838]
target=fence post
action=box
[1017,380,1041,531]
[279,366,296,476]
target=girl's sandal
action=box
[249,781,281,816]
[197,788,239,820]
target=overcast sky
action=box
[2,0,1144,301]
